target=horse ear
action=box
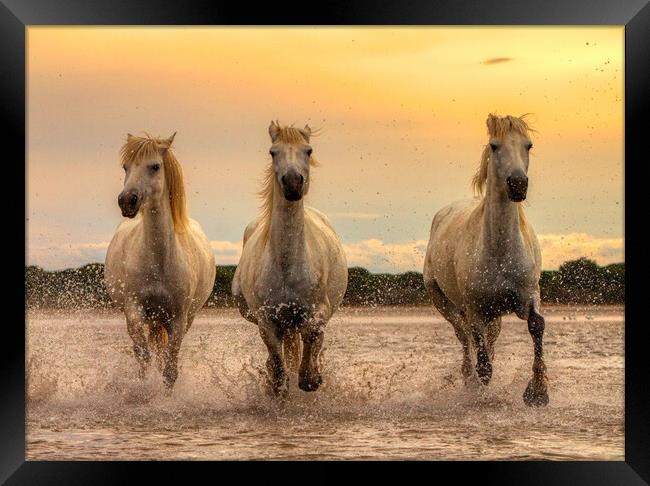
[301,124,311,142]
[165,132,177,146]
[127,133,135,141]
[269,121,280,142]
[486,114,498,135]
[159,132,177,150]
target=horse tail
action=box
[283,329,302,374]
[148,323,169,355]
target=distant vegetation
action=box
[25,257,624,309]
[540,258,624,305]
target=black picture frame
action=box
[5,0,648,483]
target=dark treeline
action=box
[25,257,624,310]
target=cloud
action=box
[342,239,429,273]
[210,240,242,265]
[27,233,623,273]
[27,241,110,270]
[537,233,623,269]
[27,240,244,270]
[482,57,514,65]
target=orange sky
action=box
[27,27,624,272]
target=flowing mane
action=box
[119,133,189,232]
[472,114,535,197]
[258,122,319,229]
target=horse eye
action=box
[306,148,313,156]
[269,149,276,157]
[490,143,499,151]
[526,143,533,151]
[150,163,160,172]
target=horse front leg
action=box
[258,315,288,398]
[126,306,150,380]
[161,316,185,390]
[468,311,492,385]
[298,307,327,392]
[451,322,473,382]
[523,304,549,407]
[428,279,472,380]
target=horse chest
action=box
[466,262,532,318]
[126,250,192,312]
[256,264,318,327]
[258,274,315,306]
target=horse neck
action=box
[268,181,306,271]
[141,189,176,264]
[481,174,523,256]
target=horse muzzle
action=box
[506,174,528,202]
[282,172,304,202]
[118,191,141,218]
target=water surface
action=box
[26,305,624,460]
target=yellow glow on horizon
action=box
[26,27,624,272]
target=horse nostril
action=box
[130,194,138,206]
[281,175,287,185]
[299,174,304,184]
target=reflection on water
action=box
[27,306,624,460]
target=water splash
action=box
[27,306,624,460]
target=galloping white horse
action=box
[104,133,216,389]
[423,114,548,407]
[232,121,348,397]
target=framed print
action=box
[3,0,649,483]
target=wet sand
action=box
[26,305,624,460]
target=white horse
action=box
[423,114,548,407]
[104,133,216,389]
[232,121,348,397]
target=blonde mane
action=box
[472,114,535,197]
[119,133,189,233]
[258,123,319,228]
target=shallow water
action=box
[26,306,624,460]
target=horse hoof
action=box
[299,372,323,392]
[523,380,549,407]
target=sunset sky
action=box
[27,27,624,273]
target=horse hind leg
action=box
[161,317,185,391]
[428,279,472,380]
[142,298,175,383]
[148,321,169,374]
[283,328,302,375]
[486,317,502,362]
